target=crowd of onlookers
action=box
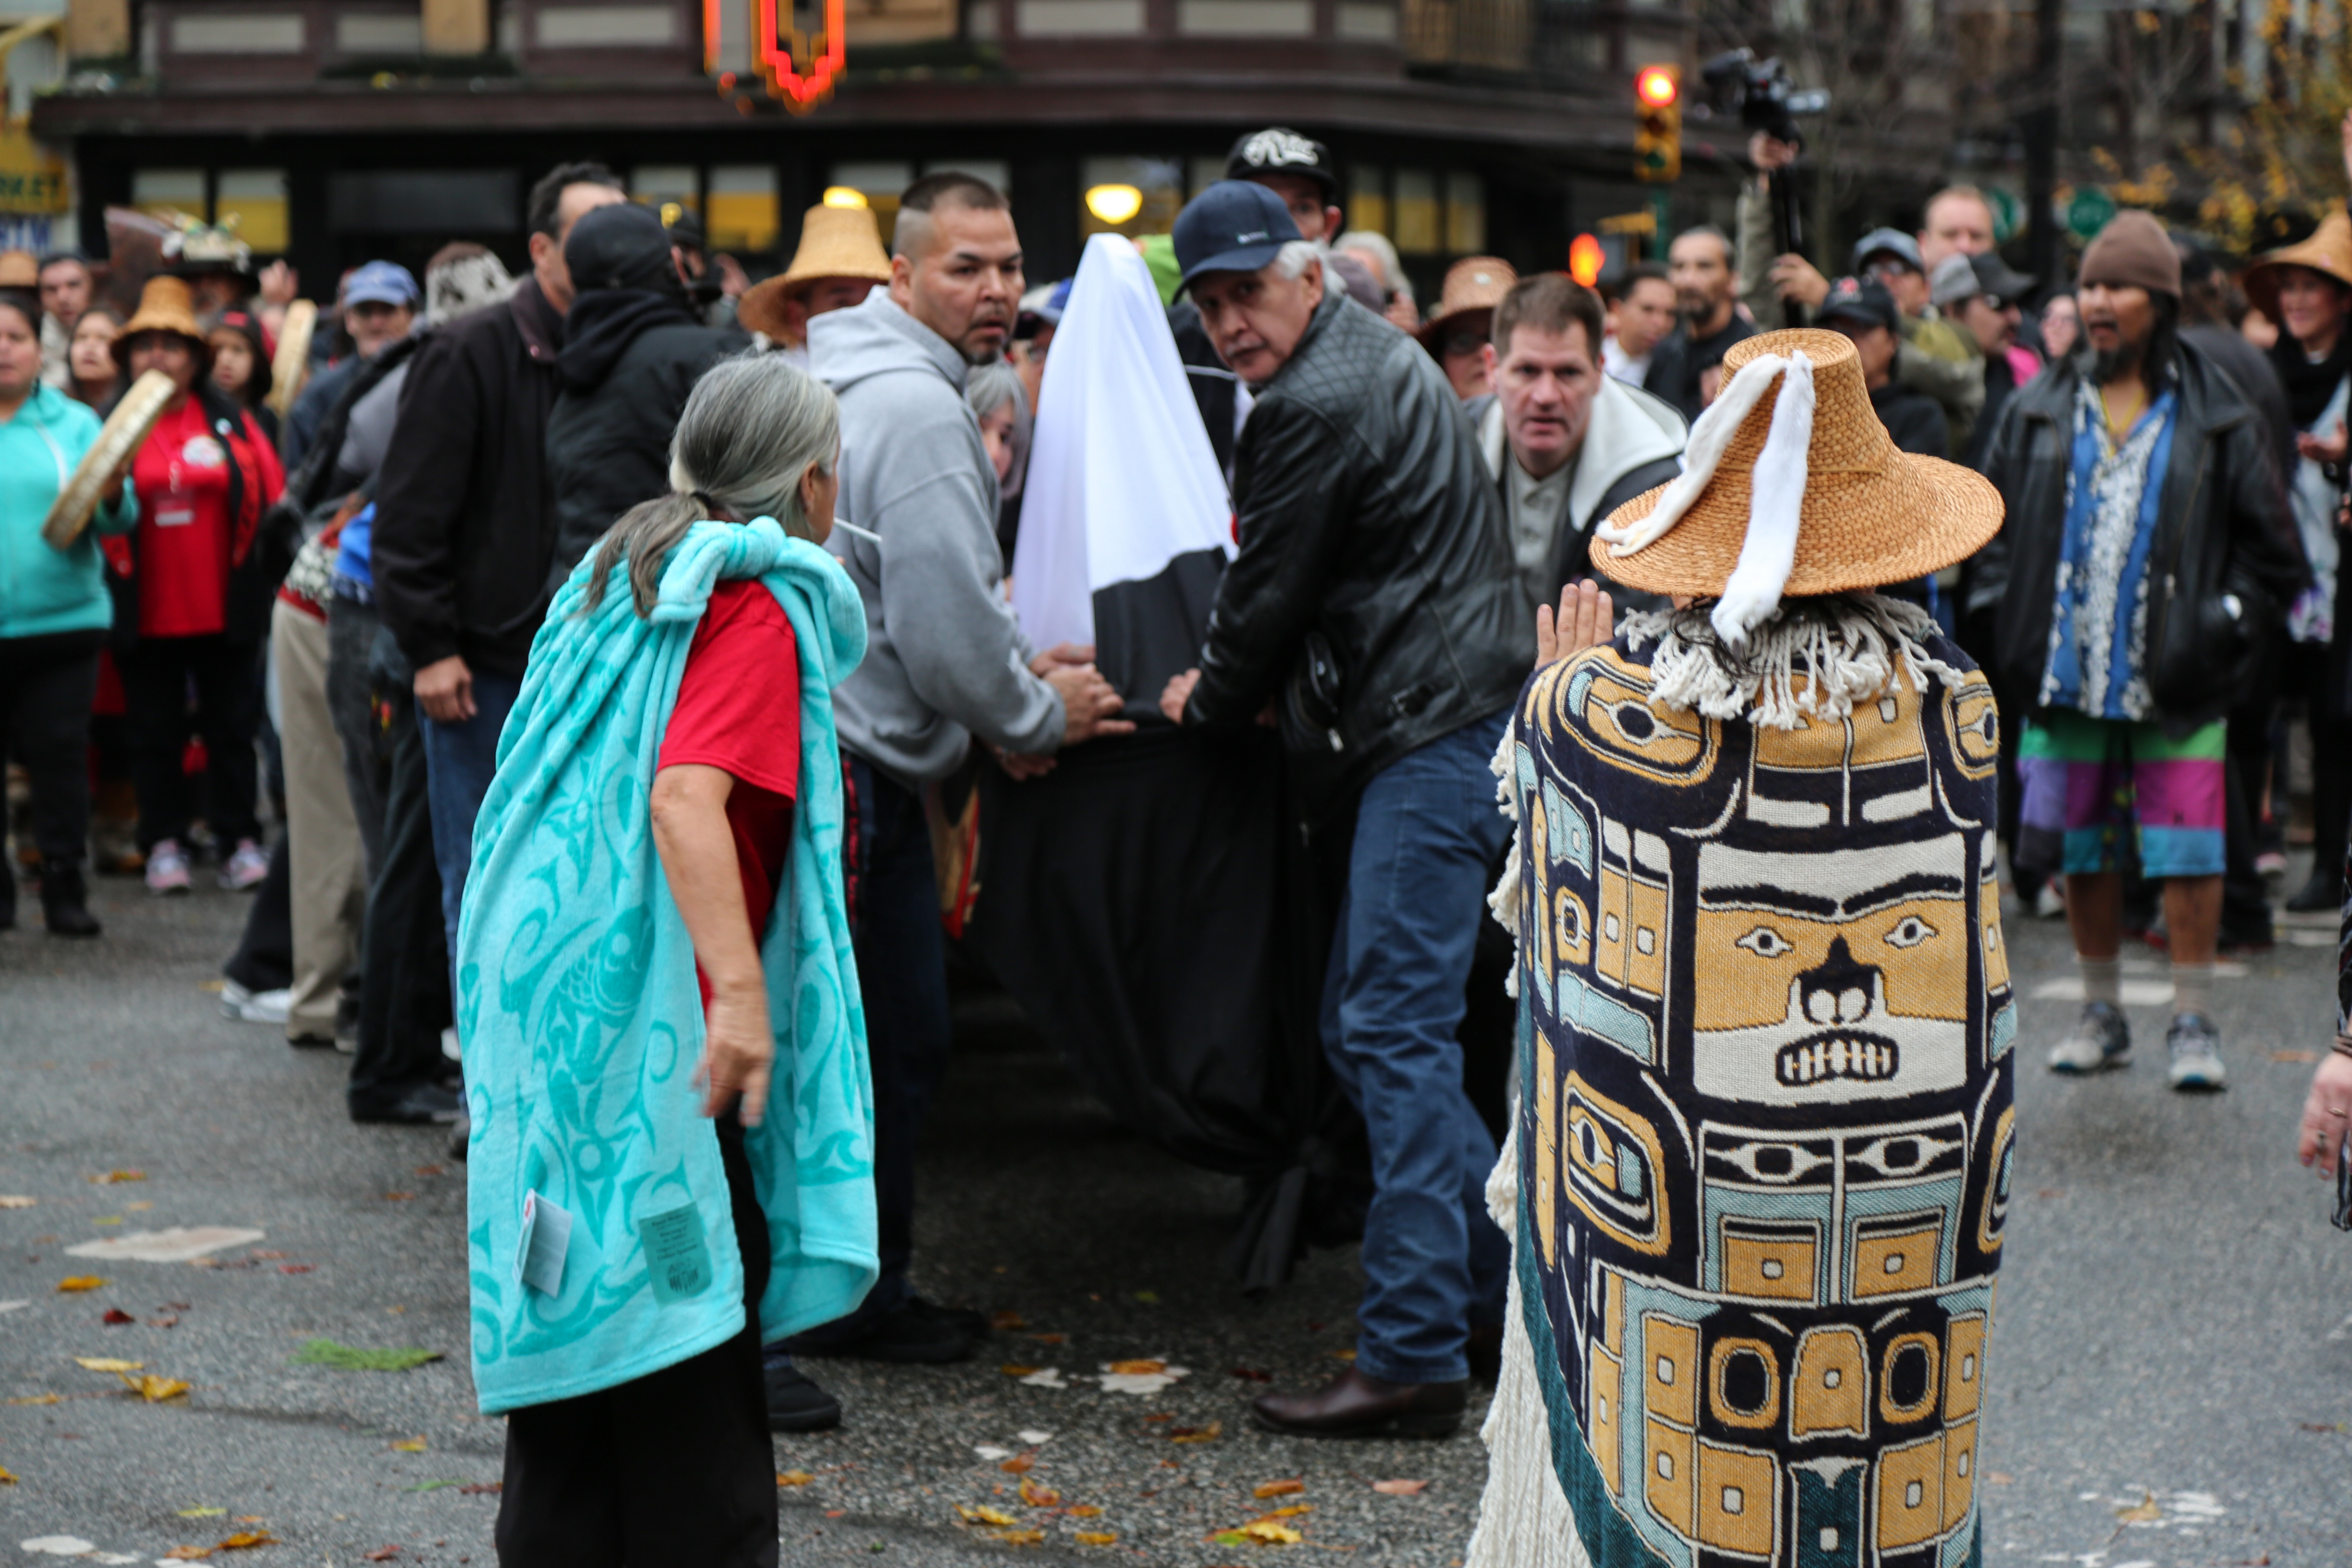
[8,122,2352,1462]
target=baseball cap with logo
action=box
[1225,127,1339,202]
[1817,274,1899,335]
[1172,180,1305,292]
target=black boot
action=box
[0,853,14,931]
[2286,868,2342,913]
[40,864,102,938]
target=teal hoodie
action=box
[0,383,138,641]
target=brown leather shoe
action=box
[1250,1366,1468,1439]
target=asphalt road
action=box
[4,867,2350,1567]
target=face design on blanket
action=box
[1509,638,2014,1568]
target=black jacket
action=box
[1968,336,2307,730]
[1646,311,1758,423]
[1874,380,1950,459]
[374,278,566,679]
[1180,290,1532,816]
[546,288,746,590]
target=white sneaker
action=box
[145,840,192,896]
[2166,1013,2228,1091]
[219,838,270,891]
[220,978,291,1025]
[2032,882,2067,920]
[441,1026,462,1062]
[2048,1000,2131,1073]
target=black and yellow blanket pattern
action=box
[1508,619,2013,1568]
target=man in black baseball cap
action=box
[1817,274,1947,457]
[1160,176,1530,1441]
[1225,126,1343,243]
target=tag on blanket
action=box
[516,1191,572,1297]
[638,1204,713,1304]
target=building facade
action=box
[32,0,1722,294]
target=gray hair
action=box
[585,352,840,617]
[1334,231,1412,304]
[1270,240,1321,281]
[964,359,1031,502]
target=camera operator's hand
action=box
[1748,131,1801,180]
[1768,254,1830,310]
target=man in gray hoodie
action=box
[788,172,1129,1377]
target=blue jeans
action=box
[786,755,951,1347]
[420,671,523,953]
[1322,710,1512,1385]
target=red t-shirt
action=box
[655,580,803,1005]
[129,400,283,638]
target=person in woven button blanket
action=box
[1470,328,2016,1568]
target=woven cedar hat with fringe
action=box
[111,276,212,374]
[739,203,893,343]
[2241,208,2352,323]
[1595,327,2001,624]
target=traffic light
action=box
[1635,65,1681,184]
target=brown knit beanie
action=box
[2077,209,2180,299]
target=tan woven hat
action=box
[739,204,893,342]
[2242,209,2352,323]
[0,249,37,287]
[111,276,212,373]
[1416,255,1517,346]
[1596,328,2002,611]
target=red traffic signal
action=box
[1569,234,1605,287]
[1635,66,1679,108]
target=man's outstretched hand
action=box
[1158,667,1202,725]
[1045,660,1136,746]
[1537,579,1613,668]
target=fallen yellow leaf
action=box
[992,1311,1027,1330]
[1330,1348,1357,1361]
[390,1437,427,1452]
[2273,1049,2320,1063]
[128,1374,192,1401]
[0,1465,16,1484]
[1254,1479,1305,1500]
[956,1506,1018,1527]
[1075,1532,1117,1546]
[1242,1520,1303,1544]
[1065,1504,1103,1517]
[57,1276,106,1293]
[776,1470,815,1487]
[999,1364,1040,1377]
[216,1532,275,1550]
[1370,1479,1428,1496]
[1106,1359,1165,1376]
[993,1529,1045,1546]
[178,1508,227,1518]
[1000,1454,1035,1475]
[1169,1420,1222,1443]
[91,1170,146,1184]
[2116,1493,2162,1523]
[161,1548,212,1561]
[7,1394,60,1405]
[1019,1478,1062,1508]
[76,1356,143,1372]
[126,1201,153,1211]
[1260,1504,1312,1519]
[0,1196,35,1208]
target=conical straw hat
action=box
[1597,328,2002,604]
[740,204,893,342]
[111,276,212,373]
[2242,208,2352,323]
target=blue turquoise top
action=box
[457,517,877,1414]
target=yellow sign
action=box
[0,129,67,215]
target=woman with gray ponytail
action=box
[457,351,877,1562]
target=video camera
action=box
[1700,48,1830,320]
[1700,49,1831,149]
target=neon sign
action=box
[705,0,845,112]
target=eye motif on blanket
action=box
[1503,621,2013,1568]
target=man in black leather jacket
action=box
[1969,212,2305,1094]
[1158,181,1531,1441]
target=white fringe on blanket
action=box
[1621,592,1964,732]
[1464,1127,1592,1568]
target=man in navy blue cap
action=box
[281,259,420,470]
[1158,180,1531,1440]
